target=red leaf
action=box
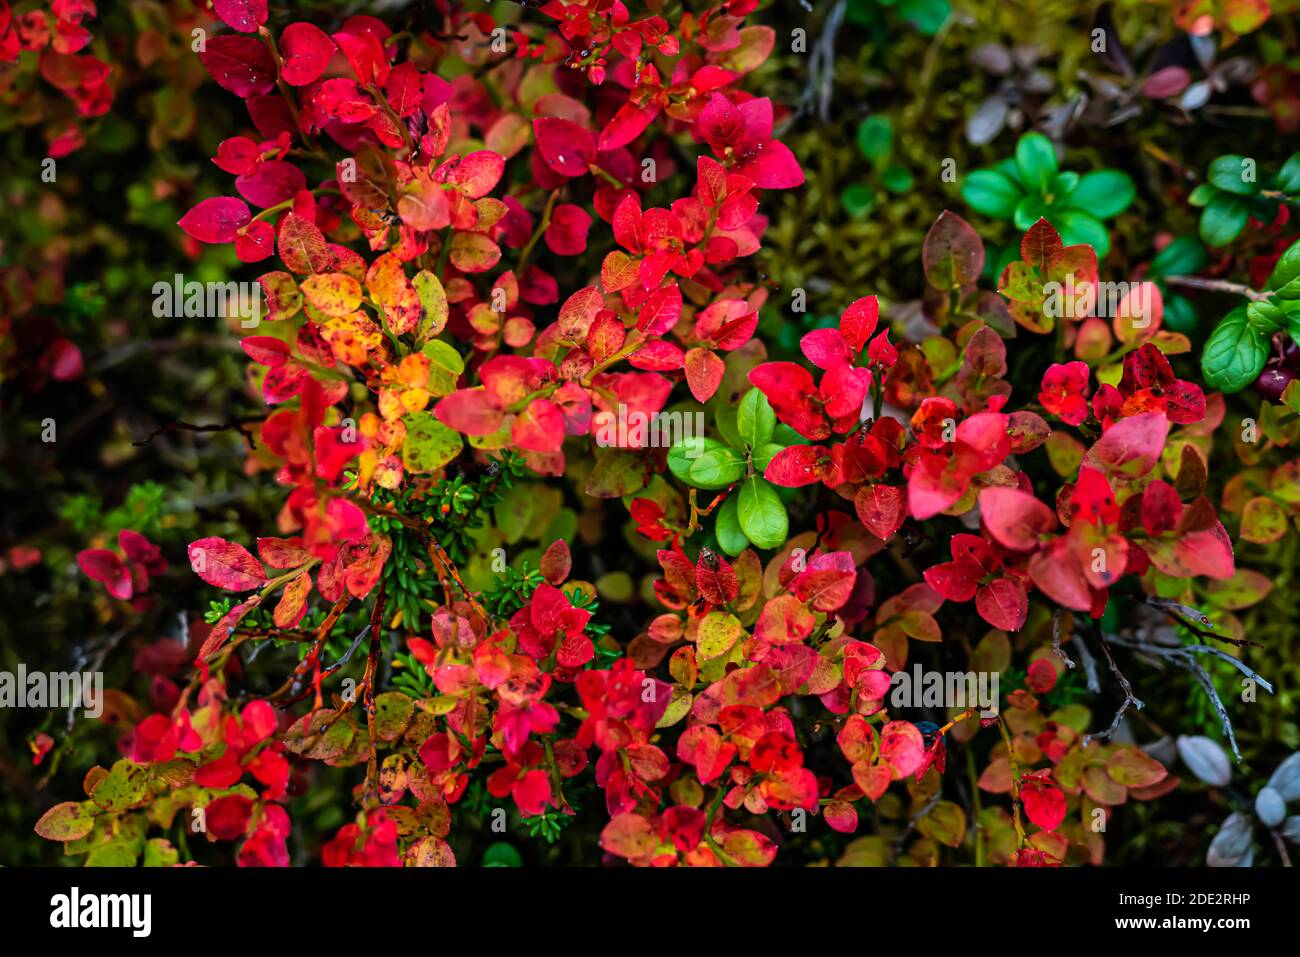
[188,537,267,592]
[214,136,261,175]
[880,721,926,779]
[1084,411,1169,478]
[235,220,274,262]
[277,213,329,273]
[1028,538,1092,612]
[626,339,684,371]
[257,537,311,568]
[178,197,251,244]
[511,398,565,453]
[77,549,132,600]
[212,0,268,33]
[975,578,1028,631]
[738,138,803,189]
[205,794,255,841]
[791,552,857,612]
[636,284,683,336]
[241,336,290,367]
[979,486,1057,550]
[279,23,335,86]
[598,101,659,151]
[754,595,815,644]
[1141,480,1183,536]
[540,540,572,585]
[854,484,906,541]
[922,211,984,291]
[434,390,504,435]
[533,117,595,178]
[1021,772,1067,831]
[747,362,830,440]
[695,549,739,605]
[544,203,592,255]
[684,347,724,401]
[1020,218,1063,269]
[800,327,852,370]
[840,296,880,354]
[236,160,306,209]
[200,35,276,97]
[698,94,744,153]
[451,150,506,199]
[923,561,980,602]
[764,445,828,487]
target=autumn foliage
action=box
[14,0,1293,869]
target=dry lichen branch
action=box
[1083,619,1145,747]
[1105,633,1274,763]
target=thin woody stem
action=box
[996,716,1026,849]
[1164,276,1269,302]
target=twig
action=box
[1270,828,1294,867]
[1071,633,1100,693]
[1051,609,1075,671]
[1083,621,1144,746]
[1142,595,1258,648]
[133,419,260,450]
[1187,661,1241,762]
[1164,276,1269,302]
[1105,633,1274,763]
[892,789,943,859]
[792,0,846,124]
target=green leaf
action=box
[1267,238,1300,297]
[1162,294,1199,333]
[402,411,463,473]
[752,442,785,473]
[737,387,776,449]
[856,115,893,165]
[586,448,650,498]
[1053,210,1111,258]
[90,759,151,812]
[880,164,914,194]
[1014,133,1059,195]
[896,0,950,35]
[1051,171,1079,197]
[669,436,744,489]
[688,445,748,489]
[1249,195,1280,225]
[1199,192,1250,247]
[1201,305,1269,393]
[737,476,788,549]
[1012,194,1049,230]
[1285,303,1300,348]
[714,400,741,449]
[841,183,875,219]
[714,495,749,556]
[1188,183,1218,207]
[961,170,1022,220]
[1064,170,1135,219]
[422,339,465,396]
[1151,235,1207,278]
[669,435,719,483]
[143,837,179,867]
[34,801,97,842]
[1208,155,1262,196]
[773,423,804,446]
[1246,299,1285,334]
[1275,152,1300,195]
[483,842,523,867]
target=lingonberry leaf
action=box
[187,537,267,591]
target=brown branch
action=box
[1164,276,1269,302]
[133,418,261,450]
